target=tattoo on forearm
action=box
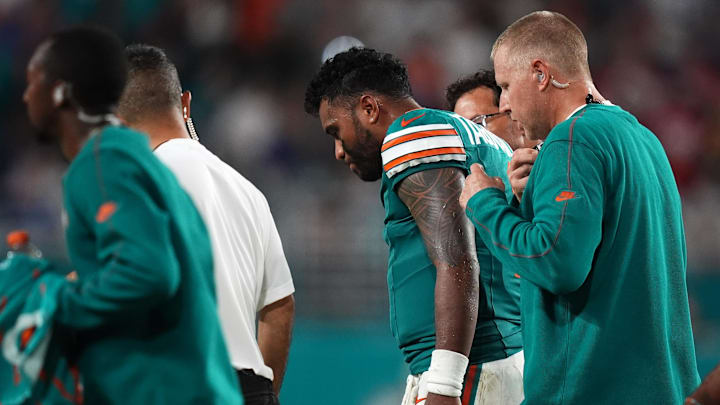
[398,167,475,267]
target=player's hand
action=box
[459,164,505,210]
[507,148,538,202]
[424,393,461,405]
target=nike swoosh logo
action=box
[401,113,426,127]
[415,397,427,404]
[555,191,576,202]
[96,201,118,223]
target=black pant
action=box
[237,369,280,405]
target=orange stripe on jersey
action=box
[383,147,465,172]
[381,129,458,152]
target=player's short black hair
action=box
[42,26,127,115]
[304,47,412,116]
[118,44,183,123]
[445,70,500,111]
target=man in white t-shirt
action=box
[117,44,295,405]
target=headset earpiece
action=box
[550,76,570,89]
[537,73,544,83]
[52,83,66,107]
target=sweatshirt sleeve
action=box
[465,134,605,294]
[57,148,181,329]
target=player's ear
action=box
[358,94,380,124]
[181,90,192,122]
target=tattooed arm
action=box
[397,167,480,357]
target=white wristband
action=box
[424,349,469,398]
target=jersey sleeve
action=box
[258,197,294,309]
[57,147,181,329]
[381,111,467,189]
[465,120,604,295]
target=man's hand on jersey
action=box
[424,393,461,405]
[507,148,538,202]
[459,164,505,210]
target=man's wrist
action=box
[423,349,469,397]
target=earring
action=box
[186,117,199,141]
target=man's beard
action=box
[354,153,383,181]
[32,126,55,144]
[30,112,57,144]
[29,114,71,161]
[348,123,383,182]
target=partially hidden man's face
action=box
[453,86,538,151]
[318,98,383,182]
[493,46,552,141]
[23,42,57,143]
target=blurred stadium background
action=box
[2,0,720,404]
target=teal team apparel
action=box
[0,254,77,404]
[59,126,242,404]
[465,103,700,404]
[380,108,523,378]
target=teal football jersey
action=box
[380,108,522,374]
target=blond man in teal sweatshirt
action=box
[460,11,699,404]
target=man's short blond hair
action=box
[491,11,590,78]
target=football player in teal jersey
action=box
[305,48,523,405]
[22,27,242,404]
[459,11,700,404]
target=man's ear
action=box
[181,90,192,121]
[358,94,380,124]
[531,59,550,91]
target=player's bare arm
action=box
[257,294,295,395]
[398,167,480,405]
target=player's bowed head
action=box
[304,47,421,182]
[490,10,606,142]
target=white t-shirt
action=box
[155,138,294,381]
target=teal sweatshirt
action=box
[466,104,699,404]
[59,126,242,404]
